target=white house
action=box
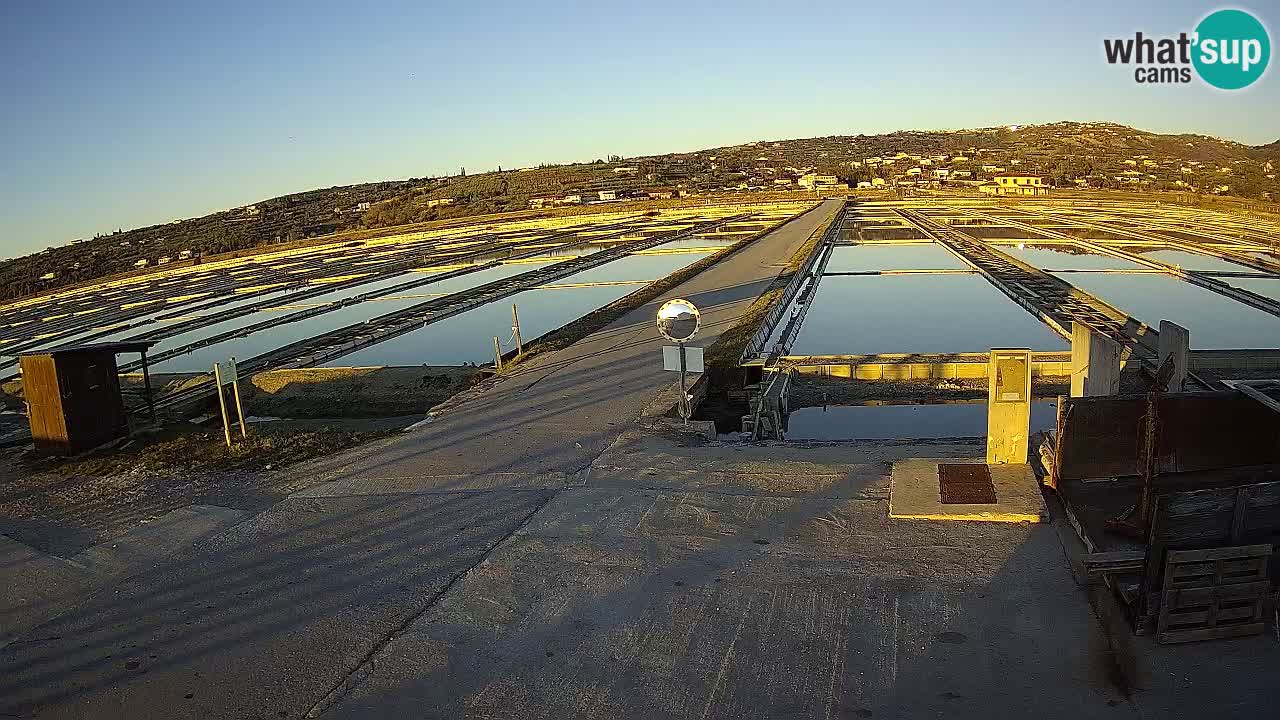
[978,175,1049,196]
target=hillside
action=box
[4,121,1278,304]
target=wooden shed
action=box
[18,341,158,454]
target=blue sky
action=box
[1,1,1276,257]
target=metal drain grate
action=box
[938,464,997,504]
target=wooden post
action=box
[230,357,248,438]
[213,362,232,448]
[493,336,504,372]
[1137,389,1159,531]
[511,304,523,357]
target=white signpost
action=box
[662,345,704,373]
[212,357,248,447]
[656,299,701,424]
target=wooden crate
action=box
[1156,545,1272,644]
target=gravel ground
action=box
[0,416,413,556]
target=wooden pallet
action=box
[1134,482,1280,633]
[1157,544,1273,644]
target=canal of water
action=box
[785,399,1059,441]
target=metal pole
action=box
[493,336,504,372]
[230,357,248,438]
[678,341,688,425]
[512,304,523,357]
[140,349,156,424]
[213,362,232,448]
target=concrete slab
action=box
[292,471,575,498]
[586,427,984,499]
[889,458,1047,523]
[0,491,550,719]
[319,485,1131,719]
[1,504,247,651]
[71,504,247,577]
[0,534,91,651]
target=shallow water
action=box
[325,284,639,367]
[147,264,536,371]
[1225,276,1280,304]
[656,236,740,250]
[1136,249,1254,273]
[1055,272,1280,349]
[790,274,1068,355]
[326,252,712,367]
[786,399,1058,440]
[824,243,968,272]
[992,244,1143,271]
[150,244,712,372]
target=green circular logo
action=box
[1193,9,1270,89]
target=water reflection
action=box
[824,244,968,272]
[992,244,1142,271]
[786,399,1058,440]
[149,242,714,372]
[1136,249,1253,273]
[148,264,535,371]
[328,252,711,366]
[1226,277,1280,304]
[791,275,1068,355]
[1055,272,1280,349]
